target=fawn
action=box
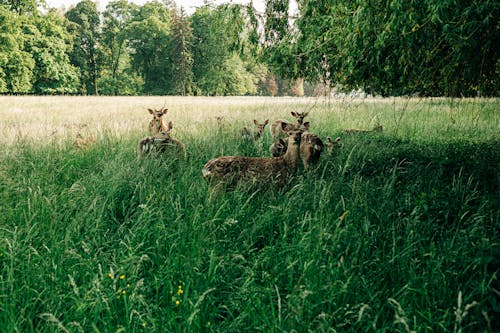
[148,107,169,135]
[240,119,269,140]
[299,132,325,170]
[137,120,186,158]
[324,137,342,156]
[203,123,304,191]
[270,111,309,140]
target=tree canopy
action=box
[0,0,497,96]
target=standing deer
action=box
[137,120,186,158]
[239,119,269,140]
[203,123,304,191]
[148,107,169,135]
[270,111,309,140]
[299,132,325,170]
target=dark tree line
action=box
[0,0,498,96]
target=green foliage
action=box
[287,0,499,96]
[0,6,34,92]
[65,0,101,95]
[99,0,138,95]
[126,2,172,94]
[25,10,80,94]
[168,7,194,95]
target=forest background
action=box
[0,0,498,97]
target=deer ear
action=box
[264,119,269,125]
[168,121,173,130]
[162,108,168,115]
[148,108,154,114]
[302,122,310,130]
[326,136,332,143]
[304,111,309,117]
[253,119,258,125]
[281,121,289,131]
[291,111,297,117]
[335,137,341,142]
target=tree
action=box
[191,4,260,95]
[99,0,141,95]
[279,0,499,97]
[126,1,171,94]
[65,0,101,95]
[0,5,34,92]
[25,9,80,94]
[168,6,193,95]
[0,0,43,15]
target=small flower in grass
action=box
[119,274,126,280]
[107,273,113,279]
[177,285,183,295]
[175,300,180,306]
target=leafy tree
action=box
[25,10,80,94]
[126,1,171,94]
[99,0,141,95]
[168,6,193,95]
[65,0,101,95]
[0,0,43,15]
[282,0,499,96]
[0,5,34,92]
[191,4,259,95]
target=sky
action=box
[44,0,266,14]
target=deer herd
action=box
[138,107,383,192]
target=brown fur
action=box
[270,111,309,140]
[203,124,303,190]
[325,136,342,156]
[137,121,185,158]
[148,107,169,135]
[300,132,324,170]
[240,119,269,140]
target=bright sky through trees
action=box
[44,0,265,14]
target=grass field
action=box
[0,96,499,332]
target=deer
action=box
[270,111,309,140]
[344,123,383,135]
[137,120,186,159]
[202,123,304,191]
[269,123,328,170]
[239,119,269,140]
[148,107,169,135]
[324,136,343,156]
[299,132,325,170]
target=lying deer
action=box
[203,123,304,191]
[270,111,309,140]
[240,119,269,140]
[344,123,383,134]
[148,107,169,135]
[137,120,185,158]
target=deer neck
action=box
[283,135,301,172]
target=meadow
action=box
[0,95,498,332]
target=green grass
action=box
[0,96,499,332]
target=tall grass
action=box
[0,96,498,332]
